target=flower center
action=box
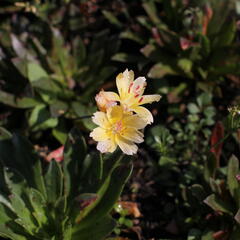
[113,120,123,134]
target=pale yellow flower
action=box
[96,69,161,124]
[90,105,147,155]
[116,69,161,124]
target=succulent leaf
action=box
[44,160,63,204]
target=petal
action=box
[116,135,138,155]
[116,69,134,98]
[133,106,153,124]
[95,90,119,111]
[123,114,148,129]
[103,91,120,101]
[92,112,110,128]
[90,127,109,141]
[139,94,162,105]
[122,95,138,108]
[130,77,146,96]
[107,105,123,124]
[97,139,117,153]
[121,128,144,143]
[123,69,134,82]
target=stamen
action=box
[128,82,133,93]
[113,121,123,133]
[138,97,143,103]
[135,85,140,91]
[134,94,139,98]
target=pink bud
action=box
[180,37,199,50]
[236,174,240,181]
[46,146,64,162]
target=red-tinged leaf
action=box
[212,230,228,240]
[202,4,213,35]
[180,37,199,50]
[180,37,191,50]
[210,121,224,164]
[75,194,98,211]
[205,211,223,220]
[46,146,64,162]
[151,27,164,46]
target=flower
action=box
[90,105,147,155]
[95,69,161,124]
[91,69,161,155]
[95,90,118,112]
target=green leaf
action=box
[71,102,96,130]
[72,151,123,223]
[196,93,212,108]
[0,134,46,197]
[49,100,68,118]
[78,153,103,193]
[55,196,67,215]
[212,63,240,75]
[29,104,58,131]
[120,31,145,44]
[0,127,12,140]
[146,125,174,154]
[10,193,37,234]
[148,63,178,78]
[112,53,143,63]
[204,194,234,214]
[0,224,27,240]
[101,149,123,181]
[190,184,207,201]
[201,230,214,240]
[200,35,211,57]
[31,78,62,102]
[187,103,200,114]
[54,196,68,232]
[213,20,236,48]
[209,178,222,195]
[0,90,41,108]
[203,107,215,118]
[177,59,192,73]
[204,153,218,181]
[28,188,47,226]
[80,65,117,100]
[44,160,63,204]
[72,215,116,240]
[27,62,48,82]
[136,16,152,30]
[75,161,132,230]
[227,155,240,206]
[0,202,14,224]
[73,36,86,66]
[4,167,28,197]
[52,122,68,145]
[15,135,46,197]
[0,195,14,212]
[142,1,161,25]
[102,10,122,28]
[63,128,87,198]
[63,222,72,240]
